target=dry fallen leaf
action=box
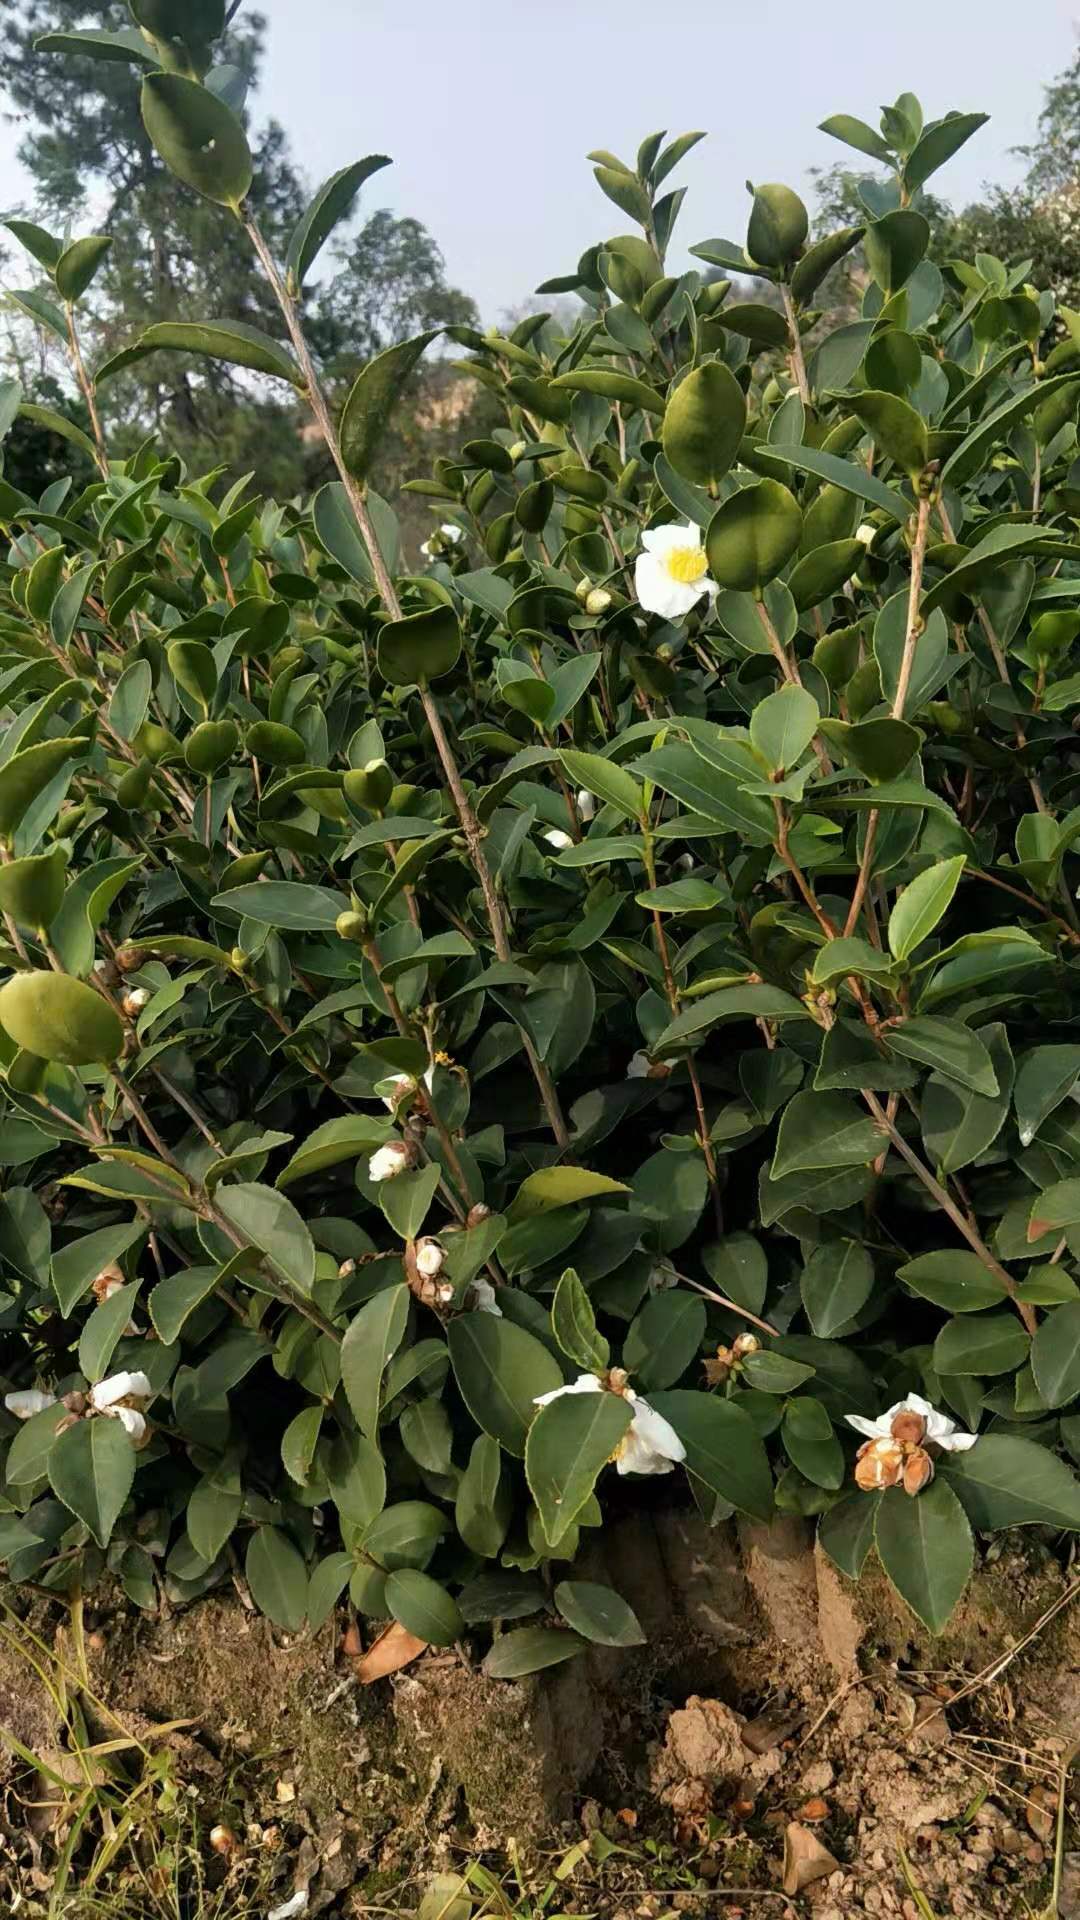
[353,1620,428,1683]
[782,1820,838,1895]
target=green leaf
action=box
[510,1166,630,1217]
[54,235,112,304]
[285,155,392,293]
[552,1268,608,1371]
[340,1284,410,1438]
[1031,1301,1080,1409]
[747,182,808,268]
[447,1314,563,1456]
[762,441,905,520]
[818,1489,880,1578]
[377,604,461,688]
[904,113,989,192]
[48,1416,135,1549]
[899,1251,1008,1313]
[1014,1046,1080,1147]
[819,114,893,162]
[818,716,921,782]
[549,368,665,415]
[244,1525,308,1630]
[649,1391,773,1519]
[847,390,928,477]
[188,1476,242,1563]
[655,983,810,1053]
[942,370,1080,489]
[887,1018,998,1095]
[873,1479,973,1633]
[210,881,349,930]
[773,1091,882,1177]
[0,739,85,839]
[705,479,803,592]
[148,1265,220,1344]
[782,1396,844,1489]
[4,219,62,272]
[379,1163,441,1243]
[941,1435,1080,1529]
[623,1291,705,1390]
[554,1580,645,1646]
[0,970,123,1066]
[307,1553,353,1632]
[863,210,930,295]
[801,1241,874,1336]
[52,1222,144,1317]
[933,1312,1030,1377]
[385,1569,463,1646]
[750,685,819,772]
[115,318,302,388]
[662,361,746,488]
[559,748,643,820]
[455,1434,511,1558]
[0,848,68,933]
[888,856,966,961]
[526,1387,631,1545]
[79,1281,140,1383]
[483,1626,585,1679]
[741,1350,816,1393]
[362,1500,447,1571]
[276,1116,391,1188]
[140,73,253,211]
[340,330,441,483]
[214,1183,316,1296]
[459,1571,545,1623]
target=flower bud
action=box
[509,440,527,463]
[585,587,612,616]
[230,946,251,972]
[576,788,596,821]
[115,945,145,972]
[209,1825,239,1857]
[121,988,150,1017]
[92,1263,126,1304]
[732,1332,760,1359]
[902,1447,934,1497]
[368,1141,410,1183]
[890,1408,928,1447]
[466,1202,491,1227]
[338,1258,357,1278]
[415,1237,445,1280]
[854,1437,903,1491]
[543,828,572,851]
[336,909,368,943]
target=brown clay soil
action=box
[1,1515,1079,1916]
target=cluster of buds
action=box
[406,1235,453,1308]
[847,1394,977,1498]
[854,1409,934,1496]
[573,576,613,617]
[703,1330,760,1387]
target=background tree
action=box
[1,0,486,517]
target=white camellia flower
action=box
[380,1071,417,1110]
[626,1050,651,1078]
[576,788,596,821]
[846,1392,977,1452]
[635,523,715,620]
[472,1276,503,1316]
[415,1238,445,1280]
[419,523,464,559]
[543,828,573,851]
[369,1141,409,1182]
[4,1388,57,1420]
[91,1370,153,1413]
[534,1374,686,1476]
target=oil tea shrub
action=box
[3,18,1080,1663]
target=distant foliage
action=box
[3,33,1080,1667]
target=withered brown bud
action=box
[209,1824,239,1857]
[704,1345,734,1387]
[606,1367,630,1394]
[115,945,145,973]
[854,1437,903,1491]
[92,1263,125,1304]
[60,1391,88,1415]
[902,1447,935,1496]
[890,1408,928,1447]
[466,1202,491,1227]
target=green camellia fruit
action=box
[0,970,124,1065]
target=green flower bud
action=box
[336,910,368,942]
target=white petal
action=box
[543,829,572,850]
[641,522,702,556]
[533,1374,602,1409]
[4,1388,56,1420]
[110,1405,147,1443]
[635,552,705,620]
[419,539,434,558]
[576,788,596,820]
[440,524,463,542]
[472,1277,503,1316]
[267,1894,309,1920]
[845,1413,890,1440]
[616,1399,685,1475]
[626,1050,651,1078]
[91,1370,152,1411]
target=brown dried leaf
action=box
[782,1820,839,1895]
[353,1620,427,1684]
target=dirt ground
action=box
[1,1511,1079,1917]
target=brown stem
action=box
[780,284,810,406]
[242,210,569,1151]
[643,834,723,1230]
[754,597,799,685]
[861,1090,1037,1334]
[64,303,108,478]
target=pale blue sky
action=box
[2,0,1080,320]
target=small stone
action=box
[782,1822,839,1895]
[274,1778,296,1804]
[800,1759,834,1795]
